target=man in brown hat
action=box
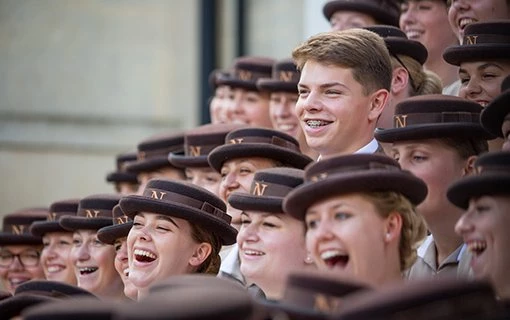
[293,28,391,159]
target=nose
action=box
[226,95,244,121]
[44,243,58,261]
[8,256,24,271]
[116,242,129,263]
[462,78,482,99]
[454,212,474,237]
[273,98,293,119]
[74,244,90,262]
[299,91,323,114]
[400,7,416,26]
[310,219,335,242]
[451,0,470,11]
[223,172,240,191]
[237,222,259,245]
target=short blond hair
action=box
[292,29,392,95]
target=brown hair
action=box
[390,54,443,96]
[292,29,392,95]
[437,137,488,158]
[361,191,427,272]
[190,223,222,275]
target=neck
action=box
[251,278,284,301]
[424,57,458,88]
[427,214,463,265]
[321,134,374,158]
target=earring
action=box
[305,256,314,264]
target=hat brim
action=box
[106,172,139,184]
[257,299,327,320]
[120,196,238,245]
[97,222,132,245]
[481,91,510,138]
[125,158,173,174]
[443,45,510,66]
[386,38,428,65]
[447,174,510,209]
[0,234,42,246]
[256,80,298,93]
[208,144,312,173]
[29,221,69,237]
[374,123,495,143]
[216,76,259,91]
[0,294,58,319]
[323,2,399,27]
[59,217,113,232]
[168,154,209,168]
[284,171,428,220]
[228,193,284,213]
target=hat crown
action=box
[474,152,510,175]
[2,208,48,234]
[111,204,131,225]
[116,151,137,170]
[323,0,400,25]
[270,58,300,83]
[77,194,121,219]
[184,124,245,157]
[464,20,510,38]
[137,132,184,160]
[248,167,304,198]
[366,25,406,39]
[47,199,80,221]
[225,127,301,152]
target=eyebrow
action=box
[460,62,505,74]
[298,82,350,91]
[156,215,179,229]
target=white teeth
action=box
[468,240,487,254]
[320,250,342,260]
[306,120,330,128]
[244,250,264,256]
[479,102,488,107]
[47,265,64,273]
[278,124,296,131]
[459,18,476,29]
[79,267,98,275]
[134,249,157,260]
[9,278,28,286]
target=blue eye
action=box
[334,212,351,221]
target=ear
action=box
[383,211,403,244]
[391,67,410,96]
[368,88,390,122]
[188,242,213,267]
[462,155,478,177]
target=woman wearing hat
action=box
[399,0,459,94]
[0,208,47,294]
[323,0,400,31]
[30,199,80,285]
[443,21,510,151]
[283,153,428,287]
[481,75,510,151]
[375,94,491,280]
[218,56,275,128]
[59,194,124,299]
[228,168,313,300]
[105,151,139,195]
[120,179,238,299]
[208,69,231,124]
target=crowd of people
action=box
[1,0,510,318]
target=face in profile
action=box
[41,232,76,285]
[0,245,45,293]
[330,10,376,31]
[210,85,231,124]
[114,237,137,300]
[459,60,510,107]
[269,92,301,138]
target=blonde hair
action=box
[390,54,443,96]
[361,191,427,272]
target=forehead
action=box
[306,193,372,212]
[460,60,510,72]
[0,245,39,253]
[222,157,277,169]
[299,60,355,83]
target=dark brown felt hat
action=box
[0,294,58,319]
[216,56,275,91]
[443,20,510,66]
[22,297,118,320]
[106,151,139,185]
[148,274,245,295]
[0,208,48,245]
[323,0,400,27]
[207,127,313,172]
[333,278,502,320]
[208,69,230,90]
[97,205,132,245]
[126,131,184,174]
[168,123,246,168]
[283,154,427,220]
[256,58,300,93]
[481,75,510,138]
[375,94,495,142]
[228,167,304,213]
[365,25,428,65]
[447,151,510,210]
[30,199,80,237]
[59,194,121,231]
[120,179,237,245]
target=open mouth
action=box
[321,250,349,269]
[458,18,477,31]
[134,249,157,263]
[8,277,30,289]
[305,120,332,129]
[405,29,423,40]
[46,265,65,273]
[79,267,98,276]
[243,249,264,257]
[467,240,487,257]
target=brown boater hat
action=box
[148,274,245,296]
[97,205,132,245]
[208,69,231,91]
[323,0,400,27]
[168,123,246,168]
[30,199,80,237]
[259,270,370,320]
[59,194,121,231]
[283,154,427,220]
[207,127,313,172]
[374,94,495,143]
[0,208,48,245]
[443,20,510,66]
[447,151,510,210]
[228,167,304,213]
[364,25,428,65]
[22,297,118,320]
[105,151,139,185]
[126,131,184,174]
[481,75,510,138]
[120,179,238,245]
[216,56,275,91]
[256,58,300,93]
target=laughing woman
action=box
[59,194,124,299]
[119,179,237,300]
[283,154,428,287]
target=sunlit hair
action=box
[190,223,221,275]
[390,54,443,96]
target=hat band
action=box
[308,161,400,182]
[142,188,231,224]
[227,135,300,152]
[476,165,510,175]
[393,111,480,129]
[462,34,510,46]
[185,143,220,157]
[2,223,33,235]
[233,69,271,82]
[284,285,341,312]
[138,145,183,160]
[76,209,113,219]
[271,70,300,83]
[113,215,131,226]
[250,180,294,197]
[46,211,76,222]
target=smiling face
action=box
[459,61,510,107]
[225,88,272,128]
[237,211,309,299]
[448,0,510,41]
[0,245,45,294]
[210,85,231,124]
[41,232,76,285]
[185,167,221,197]
[455,195,510,298]
[127,213,209,296]
[70,230,123,298]
[114,237,137,300]
[329,10,377,31]
[296,60,385,157]
[269,92,301,138]
[305,193,397,286]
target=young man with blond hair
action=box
[293,28,392,159]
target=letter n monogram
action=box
[394,115,408,128]
[314,294,334,312]
[47,212,57,221]
[116,216,128,225]
[85,210,101,218]
[189,146,202,157]
[150,190,166,200]
[252,182,268,196]
[229,138,244,144]
[11,225,25,235]
[238,70,252,81]
[465,35,478,45]
[279,71,294,82]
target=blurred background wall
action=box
[0,0,329,216]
